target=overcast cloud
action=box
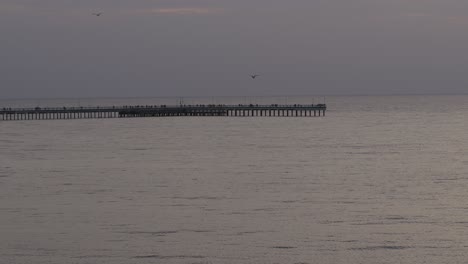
[1,0,468,98]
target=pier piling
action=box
[0,104,326,121]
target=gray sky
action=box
[2,0,468,98]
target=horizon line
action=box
[2,92,468,101]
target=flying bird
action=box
[250,74,260,79]
[92,12,103,16]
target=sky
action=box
[1,0,468,98]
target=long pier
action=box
[0,104,326,121]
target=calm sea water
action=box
[1,95,468,264]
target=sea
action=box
[1,95,468,264]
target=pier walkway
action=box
[0,104,326,121]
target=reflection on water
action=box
[1,95,468,264]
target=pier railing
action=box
[0,104,326,121]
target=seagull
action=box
[92,12,103,16]
[250,74,260,79]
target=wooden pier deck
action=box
[0,104,326,121]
